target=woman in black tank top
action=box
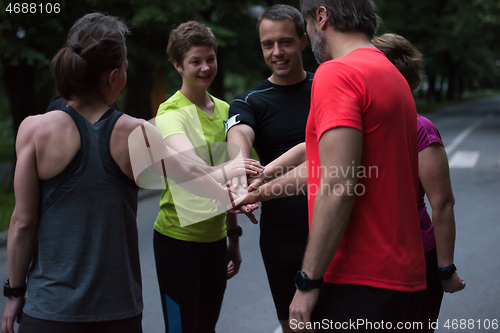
[2,12,253,333]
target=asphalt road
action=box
[0,95,499,332]
[422,96,500,332]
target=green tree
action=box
[0,0,269,129]
[377,0,500,102]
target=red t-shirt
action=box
[305,48,426,292]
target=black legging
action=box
[18,313,142,333]
[153,231,227,333]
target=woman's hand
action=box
[441,272,466,293]
[214,185,260,223]
[223,158,264,183]
[2,296,25,333]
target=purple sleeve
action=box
[417,114,444,152]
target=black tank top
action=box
[24,107,143,322]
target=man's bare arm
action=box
[227,124,255,159]
[301,127,362,279]
[248,143,306,191]
[289,127,362,328]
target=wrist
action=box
[295,271,323,291]
[437,263,457,280]
[262,166,271,180]
[228,235,240,244]
[227,225,242,237]
[4,279,27,298]
[258,185,268,202]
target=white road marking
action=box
[448,151,480,168]
[445,119,483,155]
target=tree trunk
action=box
[3,60,36,183]
[150,64,165,118]
[446,69,456,100]
[210,52,225,101]
[458,77,464,99]
[3,60,36,138]
[427,75,436,103]
[436,75,444,102]
[125,54,153,120]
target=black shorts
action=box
[19,313,142,333]
[260,230,308,320]
[311,283,423,332]
[416,248,444,332]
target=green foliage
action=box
[1,0,498,124]
[0,118,14,163]
[416,89,500,114]
[0,65,14,163]
[376,0,500,101]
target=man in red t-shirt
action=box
[282,0,426,330]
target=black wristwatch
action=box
[3,279,27,298]
[436,264,457,280]
[227,225,242,237]
[295,271,323,291]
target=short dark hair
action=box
[257,4,305,38]
[166,21,217,66]
[300,0,379,39]
[50,13,129,101]
[372,33,424,91]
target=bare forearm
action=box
[260,162,308,201]
[7,214,37,288]
[301,127,362,279]
[225,213,240,246]
[302,189,355,280]
[418,144,457,268]
[154,144,230,185]
[262,143,306,181]
[158,155,230,201]
[227,127,254,159]
[432,204,456,267]
[226,212,238,229]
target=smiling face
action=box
[175,45,217,90]
[259,18,307,85]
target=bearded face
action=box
[308,21,330,64]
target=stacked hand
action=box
[223,157,264,181]
[225,167,269,222]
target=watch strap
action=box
[436,264,457,280]
[3,279,27,298]
[295,271,323,291]
[227,225,242,237]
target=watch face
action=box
[295,271,308,291]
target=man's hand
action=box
[247,172,266,192]
[441,272,466,293]
[2,296,25,333]
[289,289,320,333]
